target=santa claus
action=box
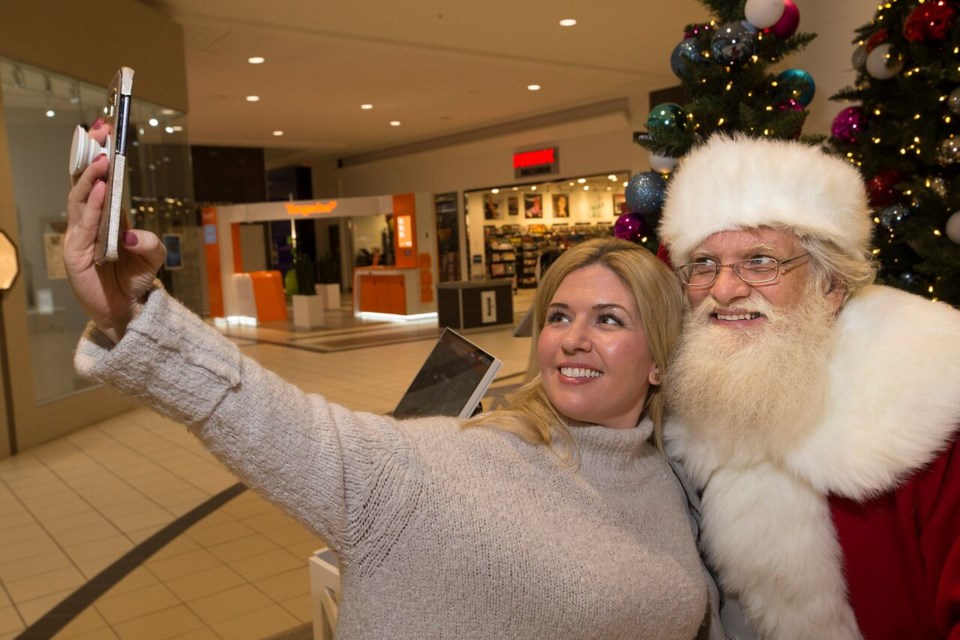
[660,134,960,639]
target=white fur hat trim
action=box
[659,134,875,264]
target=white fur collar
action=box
[666,285,960,638]
[786,285,960,498]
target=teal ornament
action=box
[625,171,667,215]
[776,69,815,106]
[898,271,919,286]
[879,205,911,230]
[711,21,756,65]
[647,103,686,131]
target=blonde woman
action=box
[65,122,707,639]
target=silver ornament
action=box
[949,88,960,115]
[941,138,960,165]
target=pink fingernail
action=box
[123,231,138,246]
[91,118,106,130]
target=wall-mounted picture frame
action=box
[552,193,570,218]
[483,193,502,220]
[524,194,543,219]
[507,196,519,216]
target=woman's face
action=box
[537,264,660,429]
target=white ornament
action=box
[865,44,903,80]
[744,0,786,30]
[946,211,960,244]
[649,153,678,174]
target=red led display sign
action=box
[513,147,559,178]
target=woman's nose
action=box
[561,323,592,353]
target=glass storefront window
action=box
[464,172,630,283]
[0,58,198,404]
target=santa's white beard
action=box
[666,284,837,461]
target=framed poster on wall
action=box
[524,194,543,218]
[553,193,570,218]
[484,193,502,220]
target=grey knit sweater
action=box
[75,291,708,639]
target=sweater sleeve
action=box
[74,289,424,555]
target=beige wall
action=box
[0,0,187,456]
[0,0,187,112]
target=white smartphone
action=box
[69,67,135,264]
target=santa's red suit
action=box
[667,285,960,639]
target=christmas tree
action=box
[616,0,819,251]
[829,0,960,307]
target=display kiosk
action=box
[203,193,438,322]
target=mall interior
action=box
[0,1,879,638]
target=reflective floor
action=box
[0,289,535,639]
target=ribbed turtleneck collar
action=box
[570,418,656,485]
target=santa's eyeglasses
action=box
[676,254,810,287]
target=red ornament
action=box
[904,1,957,42]
[867,169,903,208]
[865,28,888,53]
[769,0,800,39]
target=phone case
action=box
[94,66,135,264]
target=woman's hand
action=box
[63,120,167,343]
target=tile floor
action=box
[0,290,535,639]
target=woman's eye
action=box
[598,313,624,326]
[545,310,570,324]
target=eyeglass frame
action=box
[675,254,811,287]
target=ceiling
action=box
[137,0,706,165]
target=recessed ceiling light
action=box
[248,56,265,64]
[246,95,260,102]
[583,185,590,191]
[361,104,373,110]
[527,84,541,91]
[608,174,617,180]
[45,109,55,118]
[559,18,577,27]
[161,109,176,116]
[273,130,284,136]
[390,120,401,126]
[530,186,537,191]
[577,178,586,183]
[148,118,159,127]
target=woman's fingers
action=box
[121,229,167,273]
[66,156,108,235]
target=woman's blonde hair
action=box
[464,237,684,453]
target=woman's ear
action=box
[648,364,662,386]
